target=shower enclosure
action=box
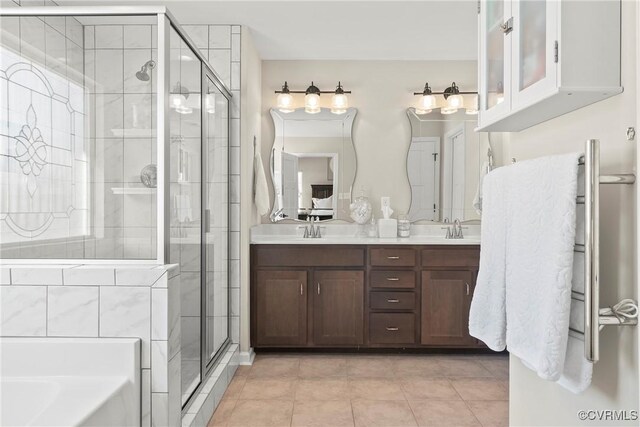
[0,6,230,408]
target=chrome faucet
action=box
[303,217,322,238]
[453,219,464,239]
[441,218,464,239]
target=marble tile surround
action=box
[0,263,181,427]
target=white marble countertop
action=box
[251,224,481,245]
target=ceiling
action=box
[58,0,479,61]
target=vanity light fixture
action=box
[415,83,437,114]
[170,82,192,115]
[304,82,321,114]
[276,81,294,113]
[331,82,348,114]
[413,82,478,115]
[274,81,352,114]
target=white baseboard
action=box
[239,348,256,365]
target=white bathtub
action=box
[0,338,141,427]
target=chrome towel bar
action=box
[583,139,637,363]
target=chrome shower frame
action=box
[0,6,233,265]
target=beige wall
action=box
[239,28,261,354]
[261,60,477,220]
[507,1,638,424]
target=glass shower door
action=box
[203,69,230,367]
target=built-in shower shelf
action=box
[111,187,156,195]
[111,129,156,138]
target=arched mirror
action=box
[269,107,357,222]
[406,108,483,222]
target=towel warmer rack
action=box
[580,139,637,362]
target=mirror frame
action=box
[405,107,480,223]
[268,107,358,223]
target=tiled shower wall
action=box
[182,24,241,346]
[83,23,158,260]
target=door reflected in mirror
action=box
[406,108,482,223]
[270,108,357,222]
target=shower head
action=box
[136,60,156,81]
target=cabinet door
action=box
[255,270,307,346]
[511,0,558,109]
[421,270,475,346]
[479,0,512,125]
[313,270,364,346]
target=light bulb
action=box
[447,94,464,109]
[464,94,478,115]
[277,92,294,113]
[170,93,192,114]
[205,94,216,114]
[305,93,321,114]
[331,93,348,114]
[418,94,437,111]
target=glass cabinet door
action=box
[511,0,557,108]
[479,0,511,122]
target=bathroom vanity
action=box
[250,229,484,350]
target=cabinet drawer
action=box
[421,247,479,268]
[370,248,416,267]
[370,271,415,289]
[369,313,415,344]
[254,245,365,267]
[370,291,415,310]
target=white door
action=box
[407,137,440,221]
[281,152,299,220]
[442,127,466,221]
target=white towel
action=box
[473,161,489,215]
[253,144,270,216]
[505,153,585,384]
[468,166,509,351]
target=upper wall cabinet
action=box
[477,0,621,132]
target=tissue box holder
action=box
[378,218,398,238]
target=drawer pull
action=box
[386,277,400,281]
[386,327,399,331]
[387,256,400,260]
[387,299,400,303]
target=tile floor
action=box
[208,353,509,427]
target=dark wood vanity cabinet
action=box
[254,270,308,346]
[251,244,483,349]
[421,270,476,346]
[312,270,364,346]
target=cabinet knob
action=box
[387,299,400,303]
[386,327,399,331]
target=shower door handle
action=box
[205,209,211,233]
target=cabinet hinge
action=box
[554,40,559,63]
[477,0,480,14]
